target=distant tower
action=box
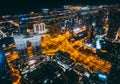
[0,48,12,84]
[33,23,46,34]
[96,10,104,35]
[70,18,74,37]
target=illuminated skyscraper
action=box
[14,35,28,70]
[14,22,45,58]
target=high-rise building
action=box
[13,35,28,71]
[33,23,47,34]
[86,14,96,43]
[30,35,42,56]
[107,42,120,84]
[96,10,104,35]
[13,22,44,71]
[106,7,120,40]
[19,23,28,36]
[70,18,75,37]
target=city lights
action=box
[0,2,119,84]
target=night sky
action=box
[0,0,119,15]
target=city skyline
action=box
[0,1,120,84]
[0,0,119,15]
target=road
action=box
[41,31,111,74]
